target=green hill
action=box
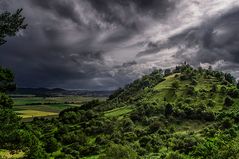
[2,64,239,158]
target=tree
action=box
[149,120,161,133]
[27,144,48,159]
[224,96,234,107]
[0,8,28,153]
[221,118,233,129]
[45,137,60,153]
[0,66,16,92]
[121,118,134,132]
[100,143,138,159]
[211,84,217,92]
[165,103,173,117]
[0,92,13,109]
[227,89,239,98]
[164,69,171,76]
[0,9,27,45]
[191,79,198,85]
[224,73,236,84]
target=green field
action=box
[13,96,105,120]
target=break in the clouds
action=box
[0,0,239,89]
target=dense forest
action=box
[2,8,239,159]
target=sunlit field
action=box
[12,96,106,121]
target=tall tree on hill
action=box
[0,8,27,115]
[0,8,40,156]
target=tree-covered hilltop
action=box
[3,63,239,158]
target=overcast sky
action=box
[1,0,239,90]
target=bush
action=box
[208,99,215,107]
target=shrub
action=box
[224,96,234,107]
[95,136,107,145]
[166,151,185,159]
[139,136,152,148]
[187,86,195,95]
[203,126,217,137]
[224,73,236,84]
[211,84,217,92]
[220,86,227,94]
[61,131,87,145]
[208,99,215,107]
[121,118,134,132]
[221,118,233,129]
[171,134,200,154]
[227,89,239,98]
[191,79,198,85]
[171,81,179,89]
[124,132,137,142]
[45,137,60,153]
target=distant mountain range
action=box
[10,87,114,97]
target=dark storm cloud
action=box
[30,0,83,25]
[0,0,176,89]
[86,0,175,23]
[137,6,239,70]
[1,0,239,89]
[177,8,239,65]
[30,0,175,30]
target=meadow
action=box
[12,96,105,121]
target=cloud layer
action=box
[0,0,239,89]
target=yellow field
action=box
[15,109,58,118]
[0,150,24,159]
